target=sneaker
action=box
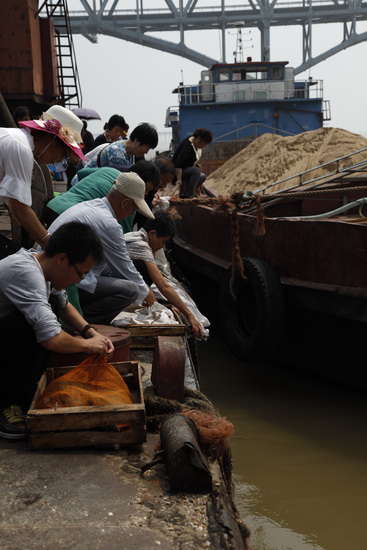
[0,404,28,440]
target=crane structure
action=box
[67,0,367,74]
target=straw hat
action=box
[19,105,85,160]
[113,172,154,219]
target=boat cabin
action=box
[166,59,330,144]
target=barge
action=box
[171,151,367,390]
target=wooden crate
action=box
[115,309,186,338]
[26,362,146,450]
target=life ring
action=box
[219,257,286,360]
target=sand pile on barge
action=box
[207,127,367,195]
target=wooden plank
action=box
[27,409,145,432]
[125,324,185,336]
[28,429,147,450]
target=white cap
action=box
[113,172,154,219]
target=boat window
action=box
[232,69,247,81]
[219,69,230,81]
[271,66,283,80]
[245,70,268,80]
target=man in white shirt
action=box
[47,172,156,324]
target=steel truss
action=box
[67,0,367,73]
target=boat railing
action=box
[213,123,296,141]
[178,78,323,106]
[249,146,367,198]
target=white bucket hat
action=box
[19,105,85,160]
[113,172,154,220]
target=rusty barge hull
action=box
[173,183,367,324]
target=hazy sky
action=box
[69,4,367,150]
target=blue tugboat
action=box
[166,58,331,148]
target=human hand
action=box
[87,332,114,356]
[188,316,202,339]
[142,288,156,307]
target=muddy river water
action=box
[197,330,367,550]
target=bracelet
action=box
[80,324,94,338]
[39,232,51,242]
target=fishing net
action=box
[35,355,132,409]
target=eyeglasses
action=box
[72,264,88,280]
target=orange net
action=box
[35,355,133,409]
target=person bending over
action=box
[0,222,114,440]
[71,123,158,186]
[125,211,202,338]
[46,172,156,325]
[44,160,160,231]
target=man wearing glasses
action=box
[0,221,114,440]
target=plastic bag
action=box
[112,302,180,326]
[35,355,132,409]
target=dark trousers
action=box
[78,275,139,325]
[0,311,49,410]
[181,167,206,198]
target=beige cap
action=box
[113,172,154,219]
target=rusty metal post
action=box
[151,336,186,402]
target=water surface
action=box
[198,331,367,550]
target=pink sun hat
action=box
[19,105,85,160]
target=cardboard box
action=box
[26,362,146,450]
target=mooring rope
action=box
[168,182,367,288]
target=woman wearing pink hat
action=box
[0,105,85,248]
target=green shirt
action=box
[47,167,135,233]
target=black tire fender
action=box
[219,257,286,360]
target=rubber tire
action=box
[219,257,286,361]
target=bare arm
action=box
[8,198,50,247]
[40,302,114,355]
[145,261,202,338]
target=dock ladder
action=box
[36,0,82,109]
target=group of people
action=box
[0,104,212,440]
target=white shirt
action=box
[47,197,149,303]
[0,127,34,206]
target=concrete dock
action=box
[0,356,249,550]
[0,206,249,550]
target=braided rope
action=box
[170,182,367,285]
[261,183,367,200]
